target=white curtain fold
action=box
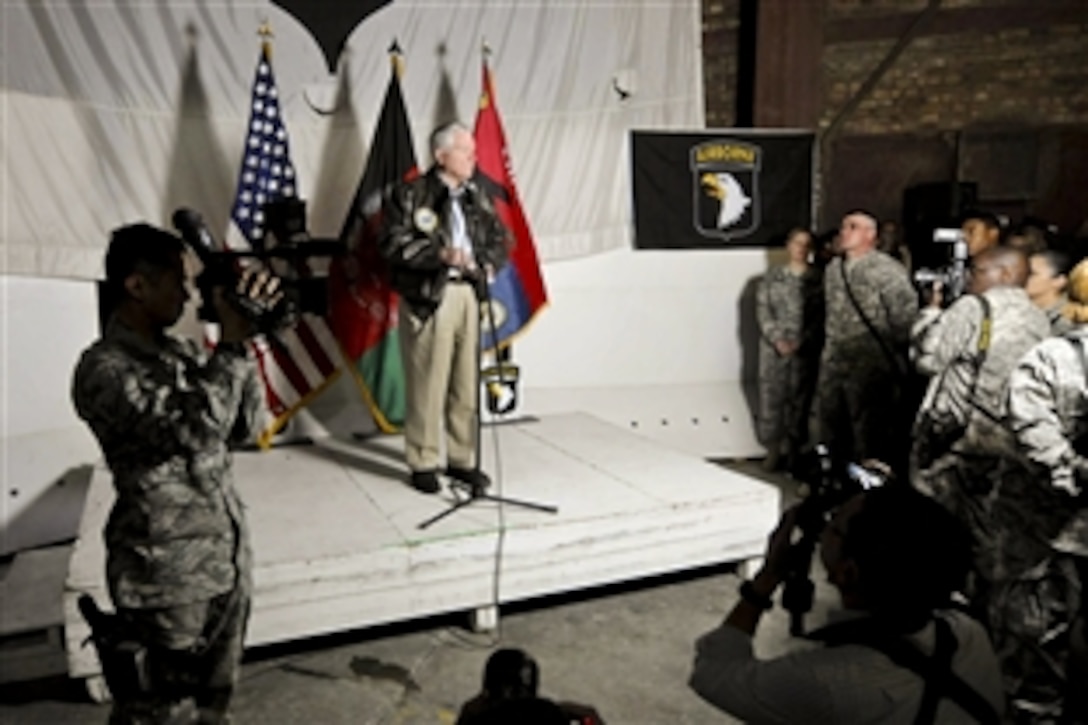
[1,0,703,280]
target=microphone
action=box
[171,207,219,265]
[171,207,268,324]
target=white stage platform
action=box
[61,412,779,686]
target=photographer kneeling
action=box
[689,486,1004,724]
[72,223,277,723]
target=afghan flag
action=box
[328,53,418,432]
[473,58,548,351]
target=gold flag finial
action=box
[389,39,404,78]
[479,39,492,110]
[258,20,274,57]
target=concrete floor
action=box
[0,462,837,725]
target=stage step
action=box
[0,544,71,683]
[62,412,780,688]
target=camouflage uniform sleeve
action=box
[911,297,979,377]
[72,340,261,454]
[379,182,444,272]
[802,271,825,349]
[755,272,781,343]
[882,263,919,346]
[228,346,269,446]
[910,306,943,368]
[1007,343,1079,489]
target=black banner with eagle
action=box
[631,130,814,249]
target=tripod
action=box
[417,479,558,529]
[781,516,820,636]
[417,234,557,530]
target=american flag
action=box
[227,42,341,445]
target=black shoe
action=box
[410,470,441,494]
[446,466,491,493]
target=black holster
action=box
[78,594,152,700]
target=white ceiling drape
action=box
[1,0,704,280]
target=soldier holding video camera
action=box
[962,210,1003,259]
[689,485,1004,724]
[910,246,1048,607]
[72,223,279,723]
[913,211,1004,312]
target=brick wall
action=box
[702,0,1088,134]
[701,0,740,128]
[822,20,1088,135]
[700,0,1088,230]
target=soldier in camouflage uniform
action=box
[755,228,823,472]
[1026,249,1075,336]
[910,246,1050,618]
[995,259,1088,722]
[72,224,272,724]
[962,210,1003,259]
[818,210,917,468]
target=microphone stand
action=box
[417,208,558,530]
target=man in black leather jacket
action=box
[380,121,510,494]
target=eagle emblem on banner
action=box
[691,140,761,240]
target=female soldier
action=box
[755,228,823,473]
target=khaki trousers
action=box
[399,282,479,472]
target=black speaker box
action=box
[902,182,978,269]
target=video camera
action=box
[912,228,969,306]
[783,444,890,635]
[171,199,344,334]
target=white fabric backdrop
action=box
[1,0,704,280]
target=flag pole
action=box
[476,38,516,386]
[231,20,342,447]
[328,35,418,434]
